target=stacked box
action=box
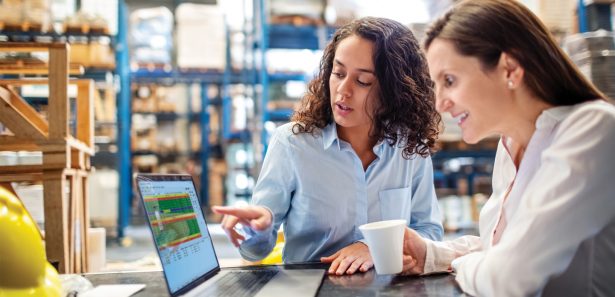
[270,0,324,22]
[176,3,226,70]
[0,0,52,32]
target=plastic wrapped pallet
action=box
[564,29,615,53]
[270,0,323,21]
[324,0,359,26]
[265,49,322,73]
[88,169,118,230]
[129,6,173,65]
[574,52,615,99]
[0,0,25,25]
[518,0,576,34]
[0,0,52,32]
[24,0,52,31]
[564,30,615,99]
[176,3,226,69]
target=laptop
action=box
[135,174,325,297]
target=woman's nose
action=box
[337,78,352,98]
[435,95,453,113]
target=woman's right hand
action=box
[211,205,273,247]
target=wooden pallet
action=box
[0,42,94,273]
[0,21,48,33]
[133,62,173,72]
[64,23,110,35]
[0,54,84,76]
[176,67,225,73]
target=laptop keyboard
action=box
[198,270,279,297]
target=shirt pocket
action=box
[378,187,412,221]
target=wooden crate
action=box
[0,42,94,273]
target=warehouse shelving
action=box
[130,68,256,85]
[267,23,334,49]
[431,148,496,196]
[254,0,338,154]
[129,73,224,167]
[124,68,244,231]
[115,1,263,237]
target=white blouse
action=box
[422,100,615,296]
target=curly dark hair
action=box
[291,17,440,158]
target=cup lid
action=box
[359,219,407,231]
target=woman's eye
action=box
[444,75,455,87]
[357,80,372,87]
[332,72,344,78]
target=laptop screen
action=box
[137,175,219,294]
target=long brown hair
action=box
[424,0,606,105]
[291,17,440,158]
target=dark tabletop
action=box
[83,263,467,296]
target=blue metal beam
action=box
[200,83,210,208]
[579,0,589,33]
[130,68,256,84]
[221,23,233,141]
[258,0,270,155]
[116,0,132,239]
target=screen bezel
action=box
[135,174,222,297]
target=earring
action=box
[507,80,514,89]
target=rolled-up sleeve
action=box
[423,235,482,274]
[239,127,297,261]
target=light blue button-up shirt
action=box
[239,122,443,263]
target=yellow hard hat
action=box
[0,185,62,297]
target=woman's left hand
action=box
[320,242,373,275]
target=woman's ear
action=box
[499,52,524,90]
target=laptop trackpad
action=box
[254,269,325,297]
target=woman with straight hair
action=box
[401,0,615,296]
[214,17,443,275]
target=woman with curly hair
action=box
[214,17,443,275]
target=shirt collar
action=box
[536,105,574,130]
[501,104,577,169]
[322,122,340,150]
[323,122,387,157]
[373,139,386,157]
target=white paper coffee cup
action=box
[359,219,406,274]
